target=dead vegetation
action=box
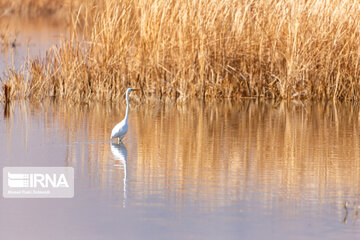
[2,0,360,103]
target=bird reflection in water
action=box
[343,201,360,224]
[110,143,128,208]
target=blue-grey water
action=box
[1,100,360,239]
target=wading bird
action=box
[111,88,138,142]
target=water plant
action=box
[2,0,360,102]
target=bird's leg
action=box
[117,138,123,144]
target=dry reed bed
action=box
[2,0,360,102]
[0,0,95,19]
[0,0,62,18]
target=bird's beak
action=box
[133,89,140,91]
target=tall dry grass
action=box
[0,0,96,19]
[2,0,360,102]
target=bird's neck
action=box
[124,91,130,122]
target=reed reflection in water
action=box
[2,100,360,239]
[132,101,360,213]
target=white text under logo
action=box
[3,167,74,198]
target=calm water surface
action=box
[1,100,360,239]
[0,17,67,74]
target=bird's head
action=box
[127,88,140,94]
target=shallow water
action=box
[0,17,67,75]
[1,100,360,239]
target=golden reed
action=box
[2,0,360,102]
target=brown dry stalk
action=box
[2,0,360,103]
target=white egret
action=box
[111,88,138,142]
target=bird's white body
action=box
[111,88,136,141]
[111,119,128,139]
